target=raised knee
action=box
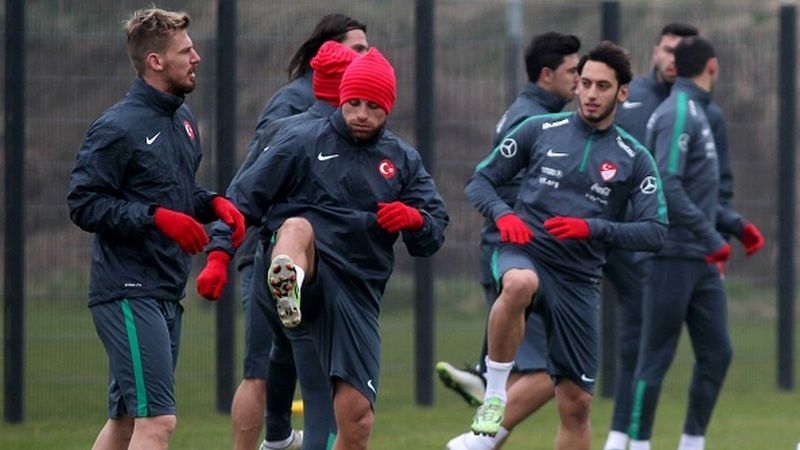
[280,217,313,235]
[500,270,538,305]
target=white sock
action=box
[295,265,305,290]
[495,427,510,443]
[678,434,705,450]
[604,430,629,450]
[630,439,650,450]
[484,357,513,402]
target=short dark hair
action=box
[674,36,716,78]
[287,14,367,80]
[524,32,581,83]
[577,41,632,86]
[125,8,190,75]
[659,22,699,42]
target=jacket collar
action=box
[645,69,673,100]
[307,100,337,119]
[570,110,615,137]
[129,77,185,115]
[521,82,568,113]
[330,109,386,145]
[672,77,711,108]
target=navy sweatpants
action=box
[628,258,732,441]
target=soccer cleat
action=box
[269,254,301,328]
[259,429,303,450]
[470,396,505,436]
[436,361,485,407]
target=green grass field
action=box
[2,274,799,449]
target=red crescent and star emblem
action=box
[183,119,195,141]
[378,159,396,179]
[600,161,617,181]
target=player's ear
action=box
[146,52,164,72]
[617,83,629,103]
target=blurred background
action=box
[0,0,795,448]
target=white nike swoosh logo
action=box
[367,379,376,393]
[146,132,161,145]
[261,146,270,154]
[546,149,569,158]
[580,374,595,383]
[317,152,340,161]
[621,101,643,110]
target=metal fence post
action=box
[505,0,523,106]
[215,0,238,412]
[415,0,436,406]
[4,0,26,424]
[777,1,796,391]
[599,0,620,399]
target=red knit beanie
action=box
[339,47,397,114]
[310,40,359,106]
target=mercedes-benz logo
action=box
[640,176,658,194]
[500,138,517,158]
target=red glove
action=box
[211,196,246,249]
[197,251,230,300]
[377,202,424,233]
[495,213,533,245]
[739,223,764,257]
[705,242,731,264]
[543,216,591,240]
[153,207,209,254]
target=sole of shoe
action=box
[269,255,301,328]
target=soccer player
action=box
[439,31,581,450]
[604,26,765,450]
[199,48,448,450]
[603,22,700,450]
[199,40,359,450]
[67,8,245,450]
[626,36,762,450]
[228,14,367,450]
[464,41,667,450]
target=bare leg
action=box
[92,416,134,450]
[487,269,539,362]
[231,378,266,450]
[270,217,316,279]
[128,415,177,450]
[331,380,373,450]
[502,371,555,431]
[554,379,592,450]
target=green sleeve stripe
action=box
[475,112,570,172]
[627,379,647,439]
[121,299,149,417]
[668,92,688,174]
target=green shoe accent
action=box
[470,396,505,436]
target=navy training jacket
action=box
[646,77,725,258]
[466,111,668,281]
[477,83,569,284]
[210,110,449,312]
[68,77,218,306]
